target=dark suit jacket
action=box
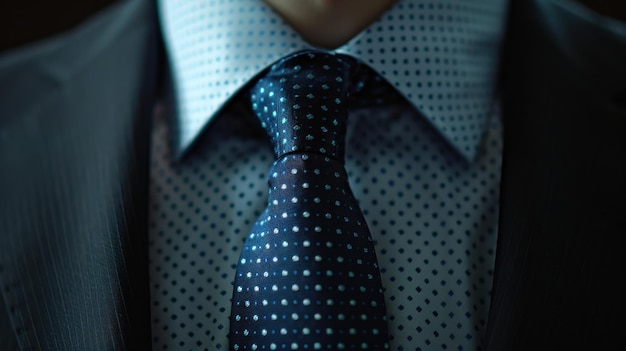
[1,0,624,349]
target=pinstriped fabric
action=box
[0,0,158,349]
[0,294,19,349]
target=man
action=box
[1,0,624,350]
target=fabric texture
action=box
[485,0,626,349]
[159,0,508,160]
[1,0,624,350]
[230,51,389,350]
[0,0,159,349]
[150,1,506,350]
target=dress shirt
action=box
[151,0,508,350]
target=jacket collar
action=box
[486,0,626,348]
[159,0,508,161]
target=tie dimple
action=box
[229,50,389,350]
[253,51,356,161]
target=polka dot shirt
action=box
[151,0,507,350]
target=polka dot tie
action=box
[229,50,390,350]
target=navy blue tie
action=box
[229,50,389,350]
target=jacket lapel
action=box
[486,0,626,349]
[0,1,159,349]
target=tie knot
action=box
[251,50,359,162]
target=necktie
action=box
[229,50,389,350]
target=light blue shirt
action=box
[151,0,508,350]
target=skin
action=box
[1,1,623,52]
[263,0,400,49]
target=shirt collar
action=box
[159,0,508,161]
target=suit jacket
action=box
[1,0,624,349]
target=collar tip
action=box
[451,143,481,164]
[169,134,195,163]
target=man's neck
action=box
[264,0,399,49]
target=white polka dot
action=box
[150,2,506,349]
